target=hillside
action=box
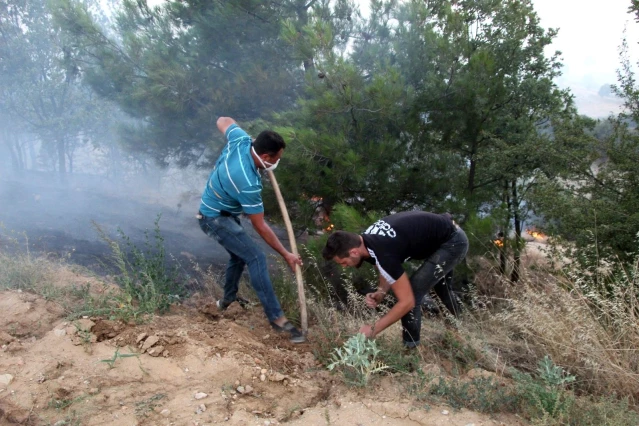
[0,264,527,426]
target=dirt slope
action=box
[0,282,527,426]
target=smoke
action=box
[0,139,244,275]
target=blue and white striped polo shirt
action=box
[199,124,263,217]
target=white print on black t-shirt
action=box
[364,219,396,238]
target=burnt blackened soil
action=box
[0,172,285,280]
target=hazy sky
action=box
[531,0,639,117]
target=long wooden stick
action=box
[267,170,308,334]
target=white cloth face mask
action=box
[252,147,280,171]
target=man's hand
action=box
[359,324,375,338]
[365,291,386,308]
[283,251,303,273]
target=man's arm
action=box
[217,117,237,135]
[248,212,301,271]
[360,273,415,338]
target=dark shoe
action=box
[270,321,306,344]
[217,297,249,310]
[216,299,232,310]
[236,296,250,308]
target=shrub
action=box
[327,333,388,386]
[94,215,186,321]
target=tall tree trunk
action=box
[499,180,510,276]
[511,180,521,283]
[27,139,37,170]
[57,137,67,179]
[3,131,24,172]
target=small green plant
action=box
[327,333,388,386]
[428,376,520,413]
[0,232,49,291]
[94,215,186,320]
[437,330,478,375]
[514,355,576,420]
[100,348,139,369]
[48,395,86,410]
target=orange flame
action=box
[493,239,504,248]
[526,229,546,240]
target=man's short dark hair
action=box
[322,231,361,260]
[253,130,286,156]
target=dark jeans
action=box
[401,226,469,347]
[198,215,284,322]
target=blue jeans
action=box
[199,215,284,322]
[401,226,469,347]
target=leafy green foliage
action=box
[0,0,118,175]
[94,215,186,321]
[53,0,309,166]
[327,333,388,386]
[514,355,576,419]
[429,376,521,413]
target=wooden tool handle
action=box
[267,170,308,334]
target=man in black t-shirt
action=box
[322,211,468,347]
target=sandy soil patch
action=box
[0,285,527,426]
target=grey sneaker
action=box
[270,321,306,344]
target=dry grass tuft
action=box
[467,252,639,402]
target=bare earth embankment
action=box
[0,263,528,426]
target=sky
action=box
[531,0,639,117]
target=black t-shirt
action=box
[362,211,455,284]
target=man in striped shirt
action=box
[198,117,304,343]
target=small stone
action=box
[262,334,270,339]
[141,335,159,351]
[260,374,266,382]
[147,345,164,357]
[136,333,148,344]
[194,392,208,400]
[244,385,253,393]
[195,403,206,414]
[237,386,245,394]
[53,329,66,337]
[160,409,170,417]
[75,319,95,332]
[442,410,449,415]
[260,369,267,375]
[234,380,240,387]
[88,388,99,395]
[269,372,287,382]
[0,374,14,386]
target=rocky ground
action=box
[0,268,530,426]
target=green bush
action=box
[514,355,576,420]
[94,215,186,321]
[328,333,389,387]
